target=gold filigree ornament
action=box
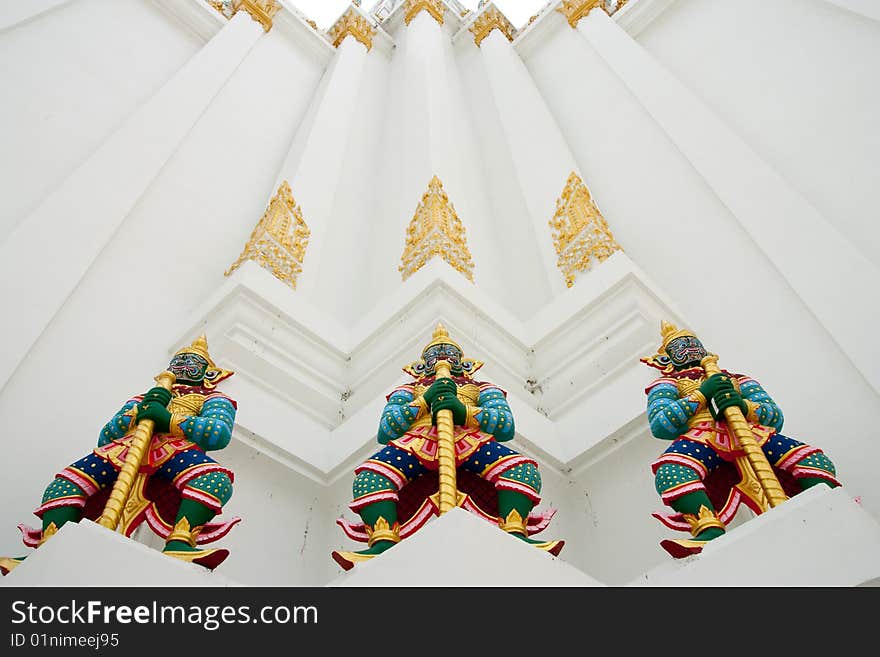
[683,505,726,538]
[327,7,376,50]
[404,0,445,25]
[399,176,474,282]
[556,0,604,27]
[469,5,515,46]
[232,0,281,31]
[365,516,400,547]
[556,0,629,28]
[209,1,233,19]
[549,171,621,287]
[225,180,311,292]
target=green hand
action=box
[431,394,467,426]
[142,386,172,407]
[698,373,730,401]
[137,402,172,433]
[423,378,457,406]
[711,388,748,419]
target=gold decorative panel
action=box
[404,0,445,26]
[399,176,474,282]
[469,5,515,46]
[232,0,281,32]
[549,172,621,287]
[328,7,376,50]
[225,180,311,290]
[556,0,627,28]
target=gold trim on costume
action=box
[687,389,707,412]
[499,509,527,536]
[366,517,400,547]
[118,474,151,537]
[0,557,24,574]
[411,395,429,418]
[683,505,726,538]
[39,522,58,546]
[169,412,188,438]
[465,404,480,429]
[167,517,198,548]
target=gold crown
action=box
[174,334,217,368]
[422,322,462,355]
[659,320,697,352]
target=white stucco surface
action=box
[1,0,877,588]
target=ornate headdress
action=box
[173,334,234,388]
[640,320,700,374]
[421,322,462,356]
[403,322,483,379]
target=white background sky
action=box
[288,1,550,29]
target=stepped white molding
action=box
[173,252,683,483]
[0,0,73,33]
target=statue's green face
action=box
[422,343,464,375]
[168,352,209,385]
[665,336,707,370]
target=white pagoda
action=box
[1,0,879,587]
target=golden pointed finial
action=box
[422,322,462,355]
[660,320,677,343]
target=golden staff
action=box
[97,370,176,530]
[701,354,788,509]
[433,357,458,515]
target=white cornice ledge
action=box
[173,253,684,484]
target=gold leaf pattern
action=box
[399,176,474,282]
[549,172,621,287]
[225,180,311,291]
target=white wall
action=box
[366,12,514,319]
[636,0,880,270]
[0,14,325,562]
[455,30,559,309]
[0,0,202,241]
[2,0,877,586]
[297,37,392,325]
[204,437,335,586]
